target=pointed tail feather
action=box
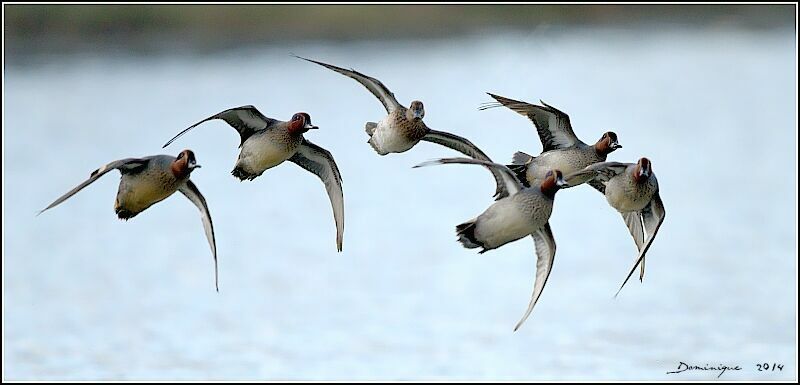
[511,151,535,165]
[506,164,531,188]
[365,122,378,136]
[639,257,646,282]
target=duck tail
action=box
[506,164,532,188]
[115,207,137,220]
[367,136,389,155]
[365,122,378,136]
[456,219,483,250]
[511,151,534,165]
[231,167,257,181]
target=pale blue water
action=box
[3,28,797,380]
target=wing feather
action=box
[38,158,150,215]
[178,180,219,291]
[414,157,522,198]
[164,105,277,148]
[615,192,666,297]
[514,223,557,331]
[289,140,345,252]
[421,129,506,199]
[295,56,402,113]
[483,93,583,151]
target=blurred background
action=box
[3,4,796,381]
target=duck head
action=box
[633,157,653,184]
[540,169,568,198]
[594,131,622,155]
[288,112,318,135]
[172,149,201,178]
[406,100,425,122]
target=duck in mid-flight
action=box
[565,157,665,296]
[163,105,345,252]
[296,55,507,198]
[39,149,219,291]
[415,157,568,331]
[480,93,621,186]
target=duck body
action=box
[163,106,345,252]
[458,187,554,252]
[415,157,566,331]
[114,155,189,219]
[367,108,428,155]
[298,56,508,198]
[604,165,659,213]
[564,158,665,294]
[40,150,220,290]
[480,93,621,188]
[233,124,304,180]
[521,144,609,185]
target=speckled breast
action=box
[605,174,658,213]
[371,110,427,154]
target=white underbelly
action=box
[237,137,294,173]
[370,118,417,154]
[117,178,174,213]
[605,179,652,212]
[475,199,536,249]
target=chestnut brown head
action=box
[540,169,568,197]
[633,157,653,183]
[595,131,622,155]
[289,112,318,134]
[172,149,200,177]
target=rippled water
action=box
[3,28,797,380]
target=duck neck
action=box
[171,161,190,179]
[632,164,648,184]
[594,140,611,157]
[288,120,307,136]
